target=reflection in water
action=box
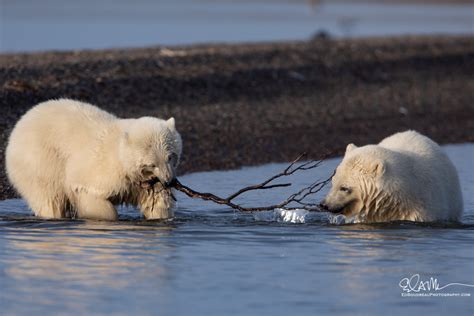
[1,221,175,313]
[6,226,168,282]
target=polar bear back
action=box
[379,130,463,221]
[379,130,440,157]
[12,99,117,156]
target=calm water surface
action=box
[0,144,473,315]
[1,0,473,53]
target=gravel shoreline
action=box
[1,36,473,200]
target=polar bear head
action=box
[320,143,410,222]
[118,116,182,187]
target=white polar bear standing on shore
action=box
[320,130,463,223]
[5,99,182,220]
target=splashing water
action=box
[253,209,314,223]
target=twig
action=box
[166,153,332,212]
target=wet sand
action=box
[0,35,473,200]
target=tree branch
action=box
[166,153,332,213]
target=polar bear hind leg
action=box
[7,156,67,218]
[17,181,68,219]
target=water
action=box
[0,143,473,315]
[1,0,473,53]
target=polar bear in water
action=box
[320,131,463,223]
[6,99,182,220]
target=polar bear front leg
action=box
[75,192,118,221]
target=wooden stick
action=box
[167,153,332,212]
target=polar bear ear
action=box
[166,117,176,129]
[370,160,385,177]
[345,143,357,154]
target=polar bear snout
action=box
[140,165,156,179]
[319,201,329,211]
[140,165,176,187]
[152,165,176,187]
[319,200,346,214]
[139,177,175,190]
[321,181,357,214]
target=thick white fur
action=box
[322,131,463,222]
[5,99,182,220]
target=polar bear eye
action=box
[168,153,178,167]
[340,186,352,194]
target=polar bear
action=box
[320,131,463,223]
[5,99,182,221]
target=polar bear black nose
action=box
[319,202,329,210]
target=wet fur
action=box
[322,131,463,223]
